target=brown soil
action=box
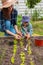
[0,37,43,65]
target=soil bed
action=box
[0,37,43,65]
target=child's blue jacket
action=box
[21,23,33,36]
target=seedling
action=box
[11,40,17,64]
[27,40,35,65]
[28,46,32,55]
[11,56,15,64]
[20,41,24,48]
[20,52,25,65]
[20,52,25,59]
[13,45,17,54]
[13,39,18,44]
[30,61,35,65]
[20,63,25,65]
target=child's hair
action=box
[22,16,30,23]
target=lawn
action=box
[31,21,43,35]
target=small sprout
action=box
[22,60,25,63]
[20,63,25,65]
[13,45,17,49]
[28,46,31,51]
[11,43,17,64]
[13,45,17,54]
[13,49,17,54]
[30,61,34,65]
[20,41,24,47]
[28,50,32,55]
[21,57,25,62]
[28,46,32,55]
[21,56,25,59]
[11,56,15,64]
[20,52,25,64]
[13,40,18,44]
[20,52,25,56]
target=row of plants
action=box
[20,39,24,49]
[20,38,25,65]
[20,52,25,65]
[28,40,35,65]
[11,39,18,64]
[11,39,35,65]
[20,40,35,65]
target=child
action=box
[21,16,33,51]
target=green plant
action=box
[11,40,17,64]
[20,52,25,65]
[27,40,35,65]
[20,63,25,65]
[13,45,17,54]
[0,32,4,36]
[11,56,15,64]
[32,10,39,21]
[38,16,43,21]
[11,45,17,64]
[30,61,35,65]
[17,15,22,27]
[13,39,18,44]
[27,40,32,55]
[20,41,24,48]
[28,46,32,55]
[26,0,41,8]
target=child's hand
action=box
[25,34,27,37]
[17,31,22,37]
[14,34,21,40]
[25,33,30,40]
[27,33,30,40]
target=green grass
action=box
[31,21,43,35]
[0,32,4,36]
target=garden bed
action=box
[0,36,43,65]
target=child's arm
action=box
[21,24,26,36]
[21,28,26,36]
[28,23,33,36]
